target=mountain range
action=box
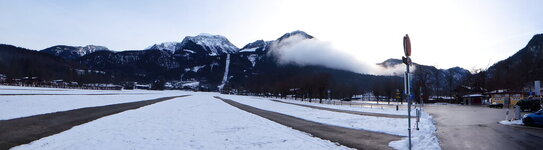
[4,31,540,98]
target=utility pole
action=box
[402,34,413,150]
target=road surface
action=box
[425,104,543,150]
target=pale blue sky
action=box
[1,0,542,69]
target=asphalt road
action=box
[216,96,402,150]
[425,104,543,150]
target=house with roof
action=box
[462,94,486,105]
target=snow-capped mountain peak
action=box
[80,45,109,54]
[277,30,314,42]
[180,33,239,56]
[145,42,180,53]
[239,40,273,53]
[41,45,109,60]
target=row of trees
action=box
[226,64,405,104]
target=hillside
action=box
[485,34,543,90]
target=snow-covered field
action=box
[220,95,440,150]
[0,85,188,120]
[2,86,439,150]
[12,92,351,150]
[0,85,159,95]
[221,95,408,135]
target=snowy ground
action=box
[12,92,351,150]
[499,120,523,126]
[2,86,439,150]
[220,94,440,150]
[221,95,408,135]
[0,85,188,120]
[0,85,159,95]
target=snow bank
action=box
[499,120,523,126]
[13,93,352,150]
[388,111,441,150]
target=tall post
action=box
[535,81,541,108]
[406,64,412,150]
[402,34,413,150]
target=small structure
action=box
[462,94,485,105]
[135,84,151,89]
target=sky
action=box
[1,0,542,70]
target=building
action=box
[488,90,527,107]
[462,94,485,105]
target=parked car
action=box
[516,98,541,112]
[488,103,503,108]
[522,109,543,127]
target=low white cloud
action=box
[269,35,409,75]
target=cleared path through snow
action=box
[216,96,402,150]
[0,95,188,149]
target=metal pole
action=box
[406,62,412,150]
[403,34,413,150]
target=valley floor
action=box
[0,85,439,150]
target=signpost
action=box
[402,34,413,150]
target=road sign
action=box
[403,34,413,150]
[403,34,411,56]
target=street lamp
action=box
[402,34,413,150]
